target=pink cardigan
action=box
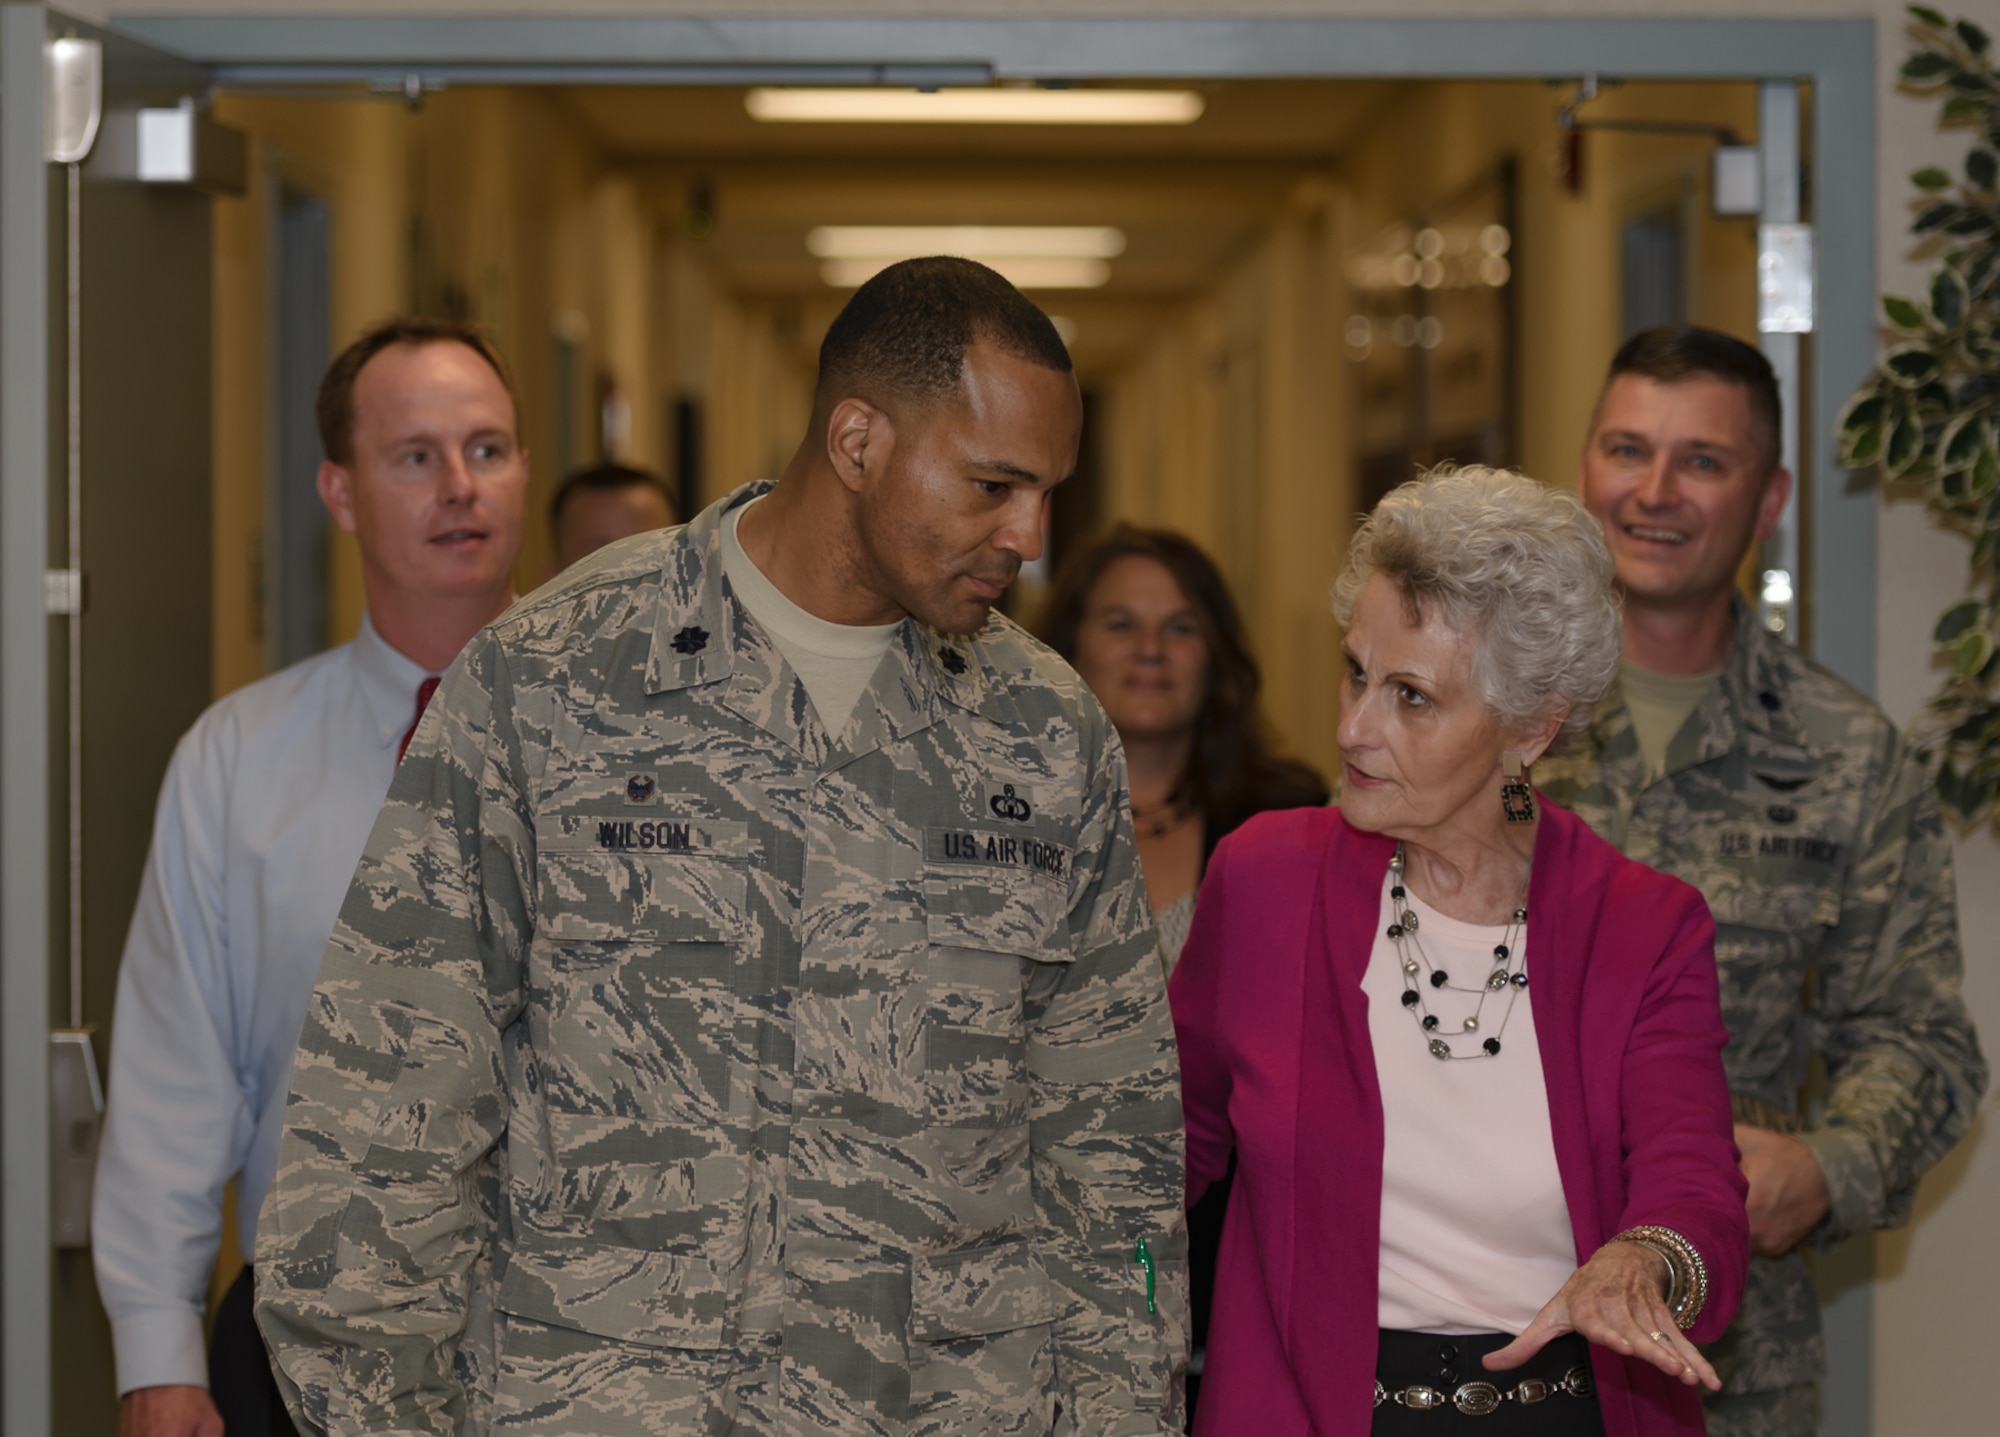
[1170,804,1747,1437]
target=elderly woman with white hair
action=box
[1170,467,1748,1437]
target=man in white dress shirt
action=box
[93,317,530,1437]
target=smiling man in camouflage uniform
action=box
[254,257,1188,1435]
[1537,327,1986,1437]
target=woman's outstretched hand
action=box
[1481,1240,1719,1391]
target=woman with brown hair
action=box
[1041,525,1328,1422]
[1040,525,1329,972]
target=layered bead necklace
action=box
[1131,783,1197,839]
[1386,842,1531,1061]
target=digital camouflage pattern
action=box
[1537,601,1986,1432]
[254,484,1190,1435]
[1699,1380,1817,1437]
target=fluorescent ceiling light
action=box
[747,87,1205,126]
[821,257,1110,290]
[807,226,1126,260]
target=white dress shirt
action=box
[92,614,431,1394]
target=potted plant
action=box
[1838,5,2000,819]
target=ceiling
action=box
[544,79,1405,376]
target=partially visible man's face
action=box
[1578,373,1789,614]
[855,339,1082,635]
[553,482,674,573]
[320,340,529,606]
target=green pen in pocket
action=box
[1134,1234,1157,1315]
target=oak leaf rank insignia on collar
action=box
[939,647,967,676]
[671,625,710,655]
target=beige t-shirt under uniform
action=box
[720,499,899,736]
[1619,661,1722,780]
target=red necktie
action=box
[397,676,441,765]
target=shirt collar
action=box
[350,610,436,749]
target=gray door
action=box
[2,9,215,1436]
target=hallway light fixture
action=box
[820,256,1110,289]
[748,87,1205,125]
[808,225,1126,259]
[809,225,1125,289]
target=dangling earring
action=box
[1501,750,1536,823]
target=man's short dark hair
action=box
[1603,326,1782,473]
[550,462,677,529]
[316,316,519,467]
[815,256,1073,413]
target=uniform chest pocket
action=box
[920,832,1071,1167]
[530,822,752,1142]
[536,850,746,945]
[923,826,1071,960]
[1703,881,1836,937]
[536,815,752,943]
[1696,860,1839,1043]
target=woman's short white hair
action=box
[1330,465,1621,744]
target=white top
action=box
[720,497,899,736]
[1362,871,1578,1335]
[92,614,431,1393]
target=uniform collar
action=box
[642,481,1011,734]
[1713,597,1810,749]
[350,610,435,750]
[642,483,758,697]
[1586,596,1809,777]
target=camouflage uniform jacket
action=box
[1536,600,1986,1396]
[254,483,1190,1435]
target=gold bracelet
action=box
[1612,1224,1709,1331]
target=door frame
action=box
[7,13,1880,1437]
[3,9,216,1435]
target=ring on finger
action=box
[1649,1331,1670,1343]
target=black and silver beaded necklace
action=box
[1386,842,1531,1061]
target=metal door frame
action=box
[7,13,1879,1437]
[0,15,56,1433]
[3,9,215,1435]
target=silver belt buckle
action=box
[1395,1384,1447,1411]
[1452,1382,1502,1416]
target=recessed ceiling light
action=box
[807,226,1126,260]
[821,257,1111,290]
[747,87,1205,126]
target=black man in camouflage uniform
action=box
[254,259,1188,1435]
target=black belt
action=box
[1375,1330,1595,1418]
